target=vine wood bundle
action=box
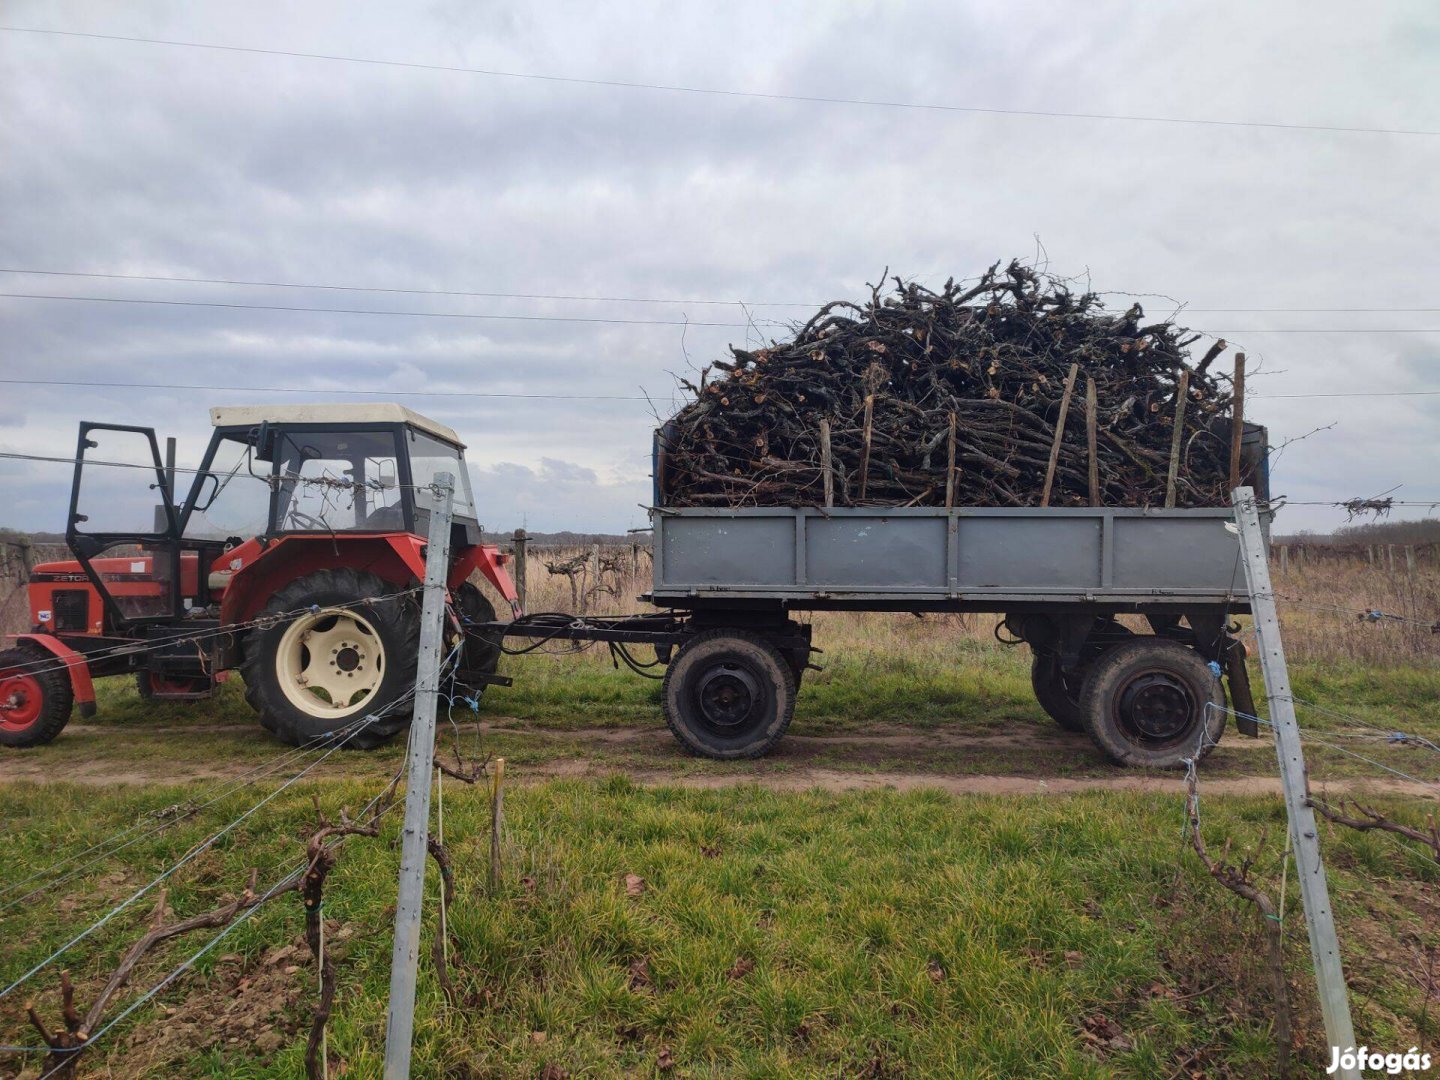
[661,260,1249,509]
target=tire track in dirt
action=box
[2,719,1433,799]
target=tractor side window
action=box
[408,431,477,519]
[273,431,404,532]
[184,436,273,540]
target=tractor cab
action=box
[5,405,514,749]
[50,404,485,636]
[199,404,481,544]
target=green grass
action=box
[0,780,1435,1078]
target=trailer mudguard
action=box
[11,634,97,717]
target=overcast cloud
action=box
[2,0,1438,535]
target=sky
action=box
[2,0,1438,536]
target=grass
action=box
[0,779,1435,1079]
[2,550,1439,1077]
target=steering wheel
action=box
[285,509,330,531]
[361,505,405,530]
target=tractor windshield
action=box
[406,430,477,520]
[184,434,273,540]
[272,430,406,533]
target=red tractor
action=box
[0,405,518,749]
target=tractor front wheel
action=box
[0,645,75,748]
[241,569,420,749]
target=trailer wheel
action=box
[1031,620,1134,732]
[241,569,420,750]
[663,630,796,759]
[1079,637,1225,769]
[1030,652,1086,732]
[0,645,75,748]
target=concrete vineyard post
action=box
[1232,487,1359,1080]
[383,474,455,1080]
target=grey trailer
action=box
[633,426,1271,769]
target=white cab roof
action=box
[209,404,464,448]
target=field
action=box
[0,546,1437,1078]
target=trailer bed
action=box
[650,506,1251,610]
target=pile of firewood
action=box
[660,260,1250,509]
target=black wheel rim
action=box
[1113,670,1196,748]
[694,662,763,734]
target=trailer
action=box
[486,426,1270,770]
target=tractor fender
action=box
[10,634,97,717]
[451,545,521,615]
[219,535,429,625]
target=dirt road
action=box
[2,719,1434,799]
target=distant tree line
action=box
[1276,517,1440,547]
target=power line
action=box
[1255,389,1440,399]
[5,292,1440,334]
[2,25,1435,138]
[0,292,755,328]
[3,378,1440,404]
[0,378,651,401]
[5,269,1440,315]
[1204,329,1440,334]
[0,269,815,308]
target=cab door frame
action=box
[65,421,183,631]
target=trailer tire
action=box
[1079,637,1225,769]
[1030,619,1134,732]
[241,569,420,750]
[663,630,796,760]
[1030,652,1086,732]
[0,645,75,748]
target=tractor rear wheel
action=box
[241,569,420,749]
[0,645,74,748]
[453,582,502,689]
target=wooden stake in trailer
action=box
[1231,487,1360,1080]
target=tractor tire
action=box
[1030,652,1086,732]
[241,569,420,750]
[1078,637,1225,770]
[662,630,796,760]
[0,645,75,748]
[454,582,501,689]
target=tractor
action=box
[0,404,517,749]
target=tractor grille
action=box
[52,589,90,632]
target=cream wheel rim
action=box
[276,607,385,719]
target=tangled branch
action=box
[25,869,281,1079]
